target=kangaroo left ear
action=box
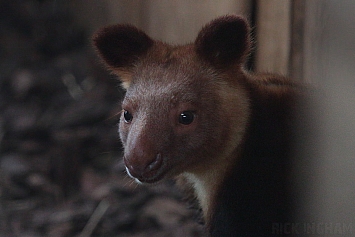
[92,24,154,89]
[195,15,251,68]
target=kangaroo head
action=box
[93,15,251,184]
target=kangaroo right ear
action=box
[93,25,154,88]
[195,15,251,68]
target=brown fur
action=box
[93,15,301,236]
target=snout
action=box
[124,153,165,183]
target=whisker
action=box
[132,181,139,190]
[122,171,135,188]
[104,109,124,122]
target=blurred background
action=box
[0,0,354,236]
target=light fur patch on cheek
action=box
[217,81,250,155]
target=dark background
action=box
[0,1,204,236]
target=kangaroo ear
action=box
[93,25,154,88]
[195,15,251,67]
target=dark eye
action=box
[123,110,133,123]
[179,111,195,125]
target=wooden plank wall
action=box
[75,0,299,77]
[293,0,355,231]
[76,0,251,44]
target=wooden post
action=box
[254,0,292,75]
[289,0,306,82]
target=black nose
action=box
[145,153,163,173]
[124,153,163,181]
